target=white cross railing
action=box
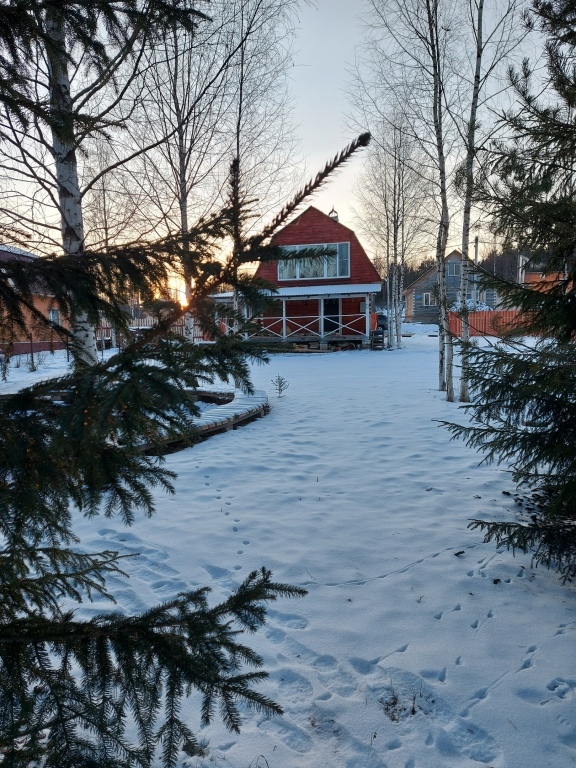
[217,313,367,339]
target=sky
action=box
[287,1,546,264]
[289,1,366,231]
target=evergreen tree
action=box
[0,2,372,764]
[0,139,371,765]
[444,0,576,581]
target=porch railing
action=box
[219,313,368,339]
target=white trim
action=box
[215,283,381,300]
[0,244,37,258]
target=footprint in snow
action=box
[556,715,576,748]
[470,611,494,630]
[365,668,500,765]
[83,529,194,612]
[318,664,358,698]
[274,669,314,702]
[421,667,447,683]
[257,717,312,753]
[518,645,538,671]
[547,678,576,699]
[267,609,309,630]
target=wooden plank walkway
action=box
[191,389,268,437]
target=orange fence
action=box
[449,310,522,337]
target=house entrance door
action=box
[323,298,340,334]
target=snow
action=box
[2,325,576,768]
[216,282,382,298]
[449,300,492,312]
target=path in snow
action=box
[3,330,575,767]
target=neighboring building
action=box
[523,271,563,290]
[403,250,497,323]
[217,206,382,348]
[0,245,68,355]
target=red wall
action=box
[255,207,381,287]
[449,310,522,337]
[258,297,367,336]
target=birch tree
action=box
[0,1,279,361]
[355,120,434,348]
[452,0,525,402]
[355,0,461,396]
[356,0,526,400]
[0,2,212,363]
[81,0,299,338]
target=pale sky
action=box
[289,1,366,231]
[288,1,543,262]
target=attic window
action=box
[278,243,350,280]
[447,262,461,277]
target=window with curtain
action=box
[278,243,350,280]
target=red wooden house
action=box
[219,207,382,348]
[0,245,70,355]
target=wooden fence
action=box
[448,310,522,337]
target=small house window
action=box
[447,262,461,277]
[278,242,350,281]
[423,292,436,306]
[48,308,60,324]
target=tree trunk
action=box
[459,0,484,403]
[426,0,450,394]
[45,10,97,364]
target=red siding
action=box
[255,207,381,287]
[341,297,365,334]
[449,310,522,337]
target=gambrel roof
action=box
[255,206,381,288]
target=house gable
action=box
[255,207,381,287]
[403,250,498,322]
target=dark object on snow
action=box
[377,313,388,330]
[370,329,385,350]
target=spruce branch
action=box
[248,132,371,249]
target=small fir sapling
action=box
[271,374,290,397]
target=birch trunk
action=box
[176,88,196,338]
[45,10,97,364]
[459,0,484,403]
[391,262,398,350]
[397,260,404,346]
[426,0,451,395]
[386,239,393,349]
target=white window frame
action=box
[278,242,350,281]
[48,307,60,324]
[447,262,461,277]
[423,292,436,306]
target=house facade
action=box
[403,250,497,323]
[0,246,70,355]
[223,206,382,348]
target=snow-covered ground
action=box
[3,325,575,768]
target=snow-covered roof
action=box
[215,282,382,300]
[0,245,37,261]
